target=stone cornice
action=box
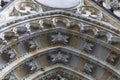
[0,10,120,36]
[0,46,120,79]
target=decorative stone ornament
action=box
[106,33,120,43]
[49,31,69,44]
[1,48,16,62]
[83,62,96,75]
[39,69,80,80]
[78,6,103,20]
[25,40,37,52]
[16,26,28,35]
[53,74,68,80]
[106,51,119,65]
[109,0,120,10]
[49,50,71,64]
[30,22,40,30]
[4,74,17,80]
[15,1,43,15]
[93,28,106,37]
[0,0,120,80]
[80,23,93,32]
[25,61,38,74]
[83,42,94,53]
[4,31,16,40]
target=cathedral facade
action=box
[0,0,120,80]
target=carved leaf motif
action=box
[83,62,95,74]
[49,51,71,64]
[83,42,94,53]
[49,32,69,44]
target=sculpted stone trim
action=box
[0,28,119,70]
[0,27,120,54]
[0,46,120,79]
[0,28,119,69]
[24,64,95,80]
[0,46,61,80]
[0,10,119,36]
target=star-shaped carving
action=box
[50,51,70,63]
[51,32,69,43]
